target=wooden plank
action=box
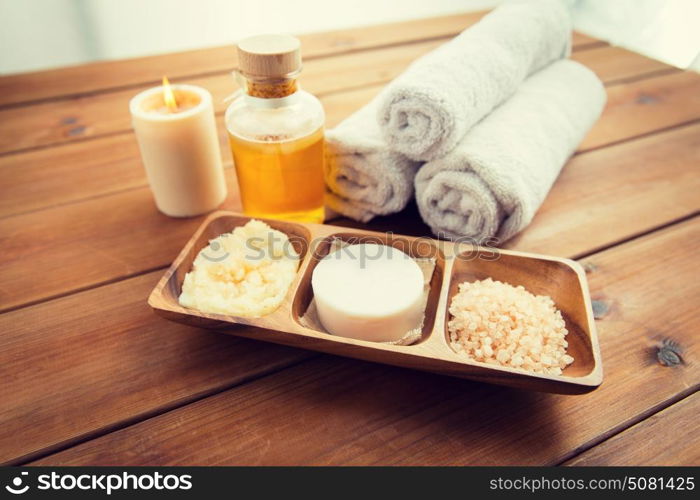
[327,121,700,253]
[1,129,697,462]
[0,39,449,155]
[0,32,609,156]
[572,32,606,49]
[571,45,674,84]
[580,71,700,151]
[0,51,686,219]
[2,116,699,313]
[0,173,235,313]
[32,218,700,465]
[564,394,700,466]
[326,71,700,159]
[0,131,233,219]
[505,122,700,257]
[0,271,311,465]
[0,12,490,108]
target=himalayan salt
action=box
[447,278,574,376]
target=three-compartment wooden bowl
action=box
[149,211,603,394]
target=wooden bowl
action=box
[149,211,603,394]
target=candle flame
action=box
[162,76,178,112]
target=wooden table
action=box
[1,11,699,466]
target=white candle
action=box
[130,82,227,217]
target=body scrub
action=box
[448,278,574,375]
[179,220,299,317]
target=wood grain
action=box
[0,17,693,468]
[0,32,607,156]
[32,218,700,465]
[0,11,494,108]
[1,129,696,462]
[571,45,674,84]
[325,69,700,159]
[0,271,312,465]
[505,122,700,257]
[0,173,236,313]
[564,393,700,466]
[2,118,699,313]
[0,40,434,154]
[581,71,700,151]
[0,130,233,218]
[0,54,690,220]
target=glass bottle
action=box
[225,34,325,223]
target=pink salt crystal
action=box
[496,349,510,363]
[447,278,573,376]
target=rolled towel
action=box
[415,59,606,242]
[325,96,421,222]
[379,0,572,161]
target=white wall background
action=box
[1,0,698,75]
[574,0,700,69]
[0,0,501,74]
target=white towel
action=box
[415,60,606,243]
[379,0,572,161]
[325,96,421,222]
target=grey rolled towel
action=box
[379,0,572,161]
[325,96,421,222]
[415,59,606,242]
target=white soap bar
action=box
[311,243,425,342]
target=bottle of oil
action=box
[226,34,325,223]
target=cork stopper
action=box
[237,34,301,80]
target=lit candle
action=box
[130,77,227,217]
